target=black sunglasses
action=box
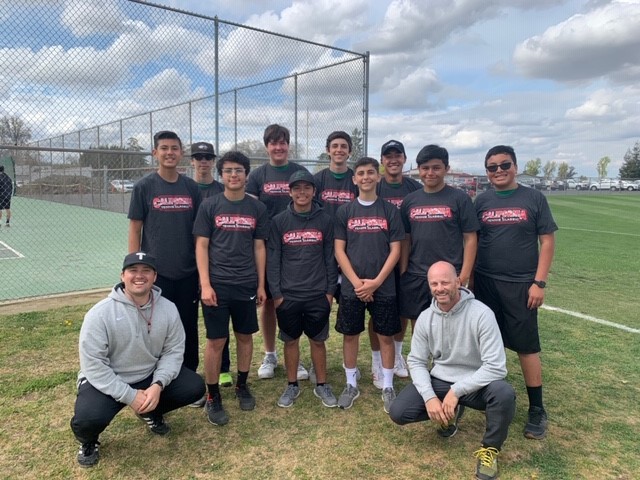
[485,162,512,173]
[192,154,214,161]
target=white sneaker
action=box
[258,354,277,379]
[372,365,383,390]
[297,362,309,381]
[394,354,409,378]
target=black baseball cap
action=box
[190,142,216,158]
[122,252,157,271]
[381,139,406,156]
[288,170,316,188]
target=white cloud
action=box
[565,89,628,120]
[377,66,440,109]
[60,0,127,37]
[244,0,368,44]
[514,0,640,82]
[133,68,206,108]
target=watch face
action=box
[535,281,546,288]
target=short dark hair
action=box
[325,131,352,152]
[153,130,182,149]
[263,124,290,146]
[353,156,379,172]
[216,151,251,175]
[416,144,449,167]
[485,145,517,167]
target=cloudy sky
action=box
[2,0,640,177]
[157,0,639,177]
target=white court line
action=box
[0,241,25,259]
[561,227,640,237]
[541,305,640,334]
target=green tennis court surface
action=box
[1,197,128,301]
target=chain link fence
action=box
[0,0,368,301]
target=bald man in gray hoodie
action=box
[389,261,515,480]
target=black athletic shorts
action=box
[398,272,432,320]
[336,295,401,337]
[276,296,331,342]
[203,283,259,339]
[473,272,540,354]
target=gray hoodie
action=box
[78,284,185,405]
[407,288,507,402]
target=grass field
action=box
[0,193,638,480]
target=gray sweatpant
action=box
[389,377,516,449]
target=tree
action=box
[524,158,541,176]
[619,140,640,179]
[79,139,147,179]
[235,139,267,158]
[350,128,364,162]
[557,162,567,179]
[0,115,32,146]
[313,152,330,173]
[542,160,557,179]
[596,156,611,178]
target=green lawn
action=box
[0,193,638,479]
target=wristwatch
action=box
[532,280,546,289]
[153,380,164,390]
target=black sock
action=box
[237,370,249,386]
[526,385,544,409]
[289,381,299,387]
[207,383,220,398]
[316,383,325,387]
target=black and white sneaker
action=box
[77,441,100,468]
[136,413,171,435]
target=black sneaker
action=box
[437,405,465,438]
[77,441,100,468]
[136,413,171,435]
[235,384,256,411]
[524,406,548,439]
[206,395,229,426]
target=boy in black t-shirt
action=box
[268,170,339,408]
[193,151,269,426]
[246,124,310,381]
[313,131,358,217]
[334,157,405,413]
[399,144,479,338]
[474,145,557,441]
[128,131,201,377]
[189,142,231,389]
[368,140,423,386]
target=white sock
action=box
[382,367,394,390]
[372,350,381,370]
[345,367,358,388]
[265,351,277,360]
[394,340,404,357]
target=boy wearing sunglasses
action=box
[474,145,557,441]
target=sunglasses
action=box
[193,154,214,161]
[485,162,512,173]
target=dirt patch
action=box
[0,288,110,315]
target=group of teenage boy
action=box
[71,125,556,480]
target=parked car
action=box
[565,179,589,190]
[110,179,134,192]
[549,180,566,191]
[519,177,544,190]
[589,179,620,191]
[620,180,638,191]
